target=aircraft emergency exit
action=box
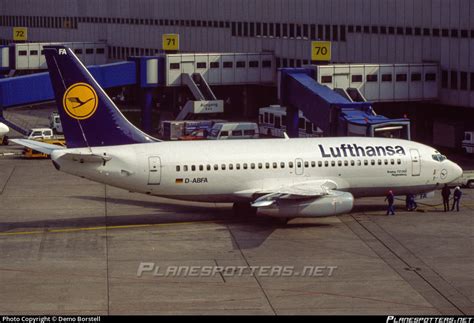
[12,46,463,219]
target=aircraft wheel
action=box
[233,202,257,217]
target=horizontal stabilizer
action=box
[57,152,112,163]
[10,139,65,155]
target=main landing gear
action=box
[232,202,257,217]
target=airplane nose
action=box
[451,162,463,182]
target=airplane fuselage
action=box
[51,137,462,203]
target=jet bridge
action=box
[279,68,411,139]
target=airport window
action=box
[289,23,295,38]
[75,49,83,54]
[263,23,268,37]
[223,62,233,68]
[451,29,458,38]
[321,76,333,83]
[461,30,468,38]
[222,164,226,170]
[296,24,302,38]
[414,28,421,36]
[276,23,281,37]
[388,27,395,34]
[30,50,38,55]
[96,48,105,54]
[270,23,275,37]
[411,73,422,82]
[396,74,407,82]
[236,61,245,68]
[442,70,448,88]
[348,25,354,33]
[274,116,281,129]
[380,26,387,34]
[352,75,363,83]
[280,162,285,168]
[303,24,308,38]
[340,25,346,41]
[170,63,180,70]
[298,118,305,129]
[251,163,255,169]
[425,73,436,82]
[451,71,458,90]
[196,62,206,69]
[442,29,449,37]
[433,29,440,37]
[396,27,404,35]
[210,62,219,68]
[256,22,261,36]
[86,48,93,54]
[176,166,180,172]
[237,22,242,36]
[371,26,378,34]
[249,61,259,68]
[470,73,474,91]
[231,22,236,36]
[243,22,248,36]
[423,28,430,36]
[249,22,255,37]
[221,131,229,137]
[405,27,412,35]
[289,59,295,67]
[382,74,392,82]
[325,25,331,40]
[460,71,468,90]
[367,74,378,82]
[318,25,324,39]
[262,60,272,68]
[332,25,338,41]
[363,26,370,34]
[191,165,196,171]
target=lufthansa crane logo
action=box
[63,83,98,120]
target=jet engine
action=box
[257,191,354,218]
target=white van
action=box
[207,122,259,140]
[28,128,54,140]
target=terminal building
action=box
[0,0,473,144]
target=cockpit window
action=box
[432,154,447,162]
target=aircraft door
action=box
[295,158,304,175]
[148,156,161,185]
[410,149,421,176]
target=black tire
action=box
[467,180,474,189]
[2,135,8,145]
[233,202,257,217]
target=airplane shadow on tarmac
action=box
[0,195,334,249]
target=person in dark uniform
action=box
[385,190,395,215]
[441,184,451,212]
[451,186,462,212]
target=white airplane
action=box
[0,122,9,144]
[12,46,463,220]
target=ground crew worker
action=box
[385,190,395,215]
[451,186,462,212]
[441,184,451,212]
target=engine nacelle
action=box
[258,191,354,218]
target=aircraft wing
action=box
[251,180,338,207]
[10,139,66,155]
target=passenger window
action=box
[338,160,342,167]
[397,159,401,165]
[273,162,277,168]
[390,159,395,165]
[350,160,355,166]
[220,131,229,137]
[378,160,382,165]
[236,163,241,170]
[265,163,270,169]
[207,165,211,171]
[297,161,302,167]
[357,160,361,166]
[251,163,255,169]
[344,160,348,166]
[318,161,322,167]
[184,165,189,171]
[199,165,204,171]
[192,165,196,171]
[229,164,233,170]
[289,162,294,168]
[371,160,375,166]
[280,162,285,168]
[176,166,180,172]
[324,161,329,167]
[222,164,226,170]
[384,159,388,165]
[214,164,218,170]
[364,160,368,166]
[331,161,335,167]
[304,161,309,168]
[243,163,248,169]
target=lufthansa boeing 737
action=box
[12,46,463,219]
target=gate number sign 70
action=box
[311,41,331,61]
